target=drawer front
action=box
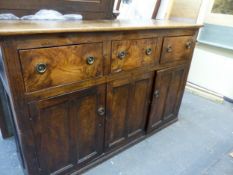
[160,36,194,64]
[111,38,159,73]
[19,43,103,92]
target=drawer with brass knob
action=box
[19,43,103,92]
[111,38,159,73]
[160,36,194,64]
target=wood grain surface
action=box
[0,20,202,36]
[19,43,103,92]
[111,38,159,73]
[160,35,195,64]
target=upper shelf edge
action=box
[0,19,203,36]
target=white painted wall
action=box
[188,44,233,99]
[168,0,233,100]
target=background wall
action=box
[169,0,202,22]
[188,44,233,99]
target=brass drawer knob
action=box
[118,51,127,60]
[36,63,47,74]
[154,90,160,98]
[97,107,105,116]
[146,48,152,55]
[86,56,95,65]
[186,41,192,49]
[166,46,173,53]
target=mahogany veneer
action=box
[0,20,201,175]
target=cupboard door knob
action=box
[86,56,95,65]
[97,107,105,116]
[36,63,47,74]
[166,46,172,53]
[118,51,127,59]
[146,48,152,55]
[186,41,192,49]
[154,90,159,98]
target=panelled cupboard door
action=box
[147,65,187,132]
[105,72,153,151]
[28,85,105,175]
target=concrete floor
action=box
[0,91,233,175]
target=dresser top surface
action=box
[0,19,202,36]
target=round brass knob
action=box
[186,41,192,49]
[86,56,95,65]
[97,107,105,116]
[118,51,127,60]
[36,63,47,74]
[166,46,173,53]
[154,90,160,98]
[146,48,152,55]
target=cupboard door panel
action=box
[75,86,105,165]
[29,85,105,174]
[147,65,187,132]
[163,68,186,120]
[30,99,75,175]
[105,80,130,150]
[105,73,153,151]
[148,70,172,130]
[76,96,98,163]
[127,73,153,139]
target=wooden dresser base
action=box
[0,20,201,175]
